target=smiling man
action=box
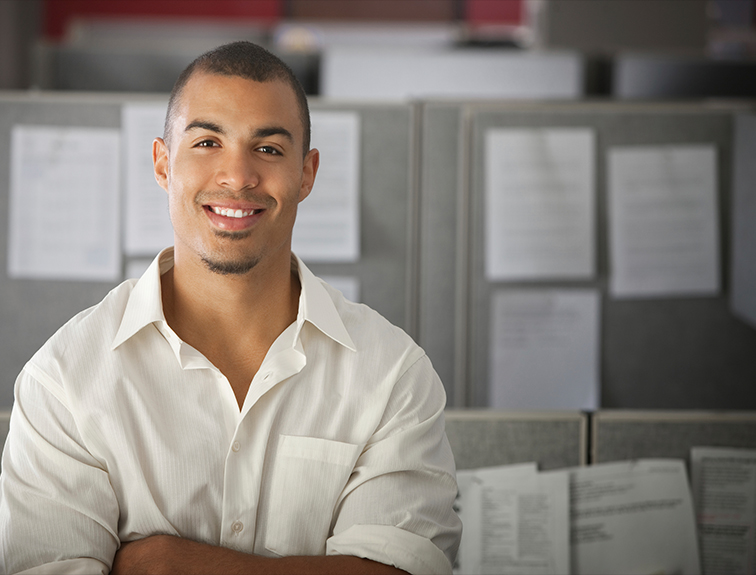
[0,42,461,574]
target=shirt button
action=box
[232,520,244,534]
[232,441,240,452]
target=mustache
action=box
[194,189,276,209]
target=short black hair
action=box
[164,41,311,155]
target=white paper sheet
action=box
[547,459,702,575]
[455,463,569,575]
[489,289,600,410]
[320,275,360,303]
[691,447,756,575]
[608,145,720,298]
[8,125,121,281]
[292,111,360,262]
[122,102,173,256]
[485,128,595,281]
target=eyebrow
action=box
[253,126,294,144]
[184,120,294,145]
[185,120,224,135]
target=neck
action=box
[160,247,300,407]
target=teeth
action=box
[212,206,257,218]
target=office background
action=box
[1,0,756,412]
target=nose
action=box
[215,146,260,191]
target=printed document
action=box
[292,111,360,262]
[455,463,569,575]
[608,144,719,298]
[485,128,595,281]
[8,125,121,281]
[691,447,756,575]
[545,459,701,575]
[122,102,173,256]
[489,288,600,410]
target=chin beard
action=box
[201,255,260,275]
[200,228,259,275]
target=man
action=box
[0,42,461,574]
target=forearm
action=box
[111,535,409,575]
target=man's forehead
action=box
[173,73,301,134]
[180,72,295,107]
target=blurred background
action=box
[2,1,756,412]
[0,0,754,98]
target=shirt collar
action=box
[112,248,174,350]
[294,254,356,352]
[112,248,356,353]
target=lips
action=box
[210,206,262,218]
[203,204,265,231]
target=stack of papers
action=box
[455,459,701,574]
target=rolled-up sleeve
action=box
[0,365,119,574]
[327,355,462,575]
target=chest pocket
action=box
[265,435,360,557]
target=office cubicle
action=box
[3,92,756,411]
[0,91,419,409]
[592,410,756,465]
[419,100,756,410]
[445,410,587,471]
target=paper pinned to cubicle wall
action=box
[293,111,360,262]
[489,289,600,410]
[122,102,173,256]
[485,128,596,281]
[7,125,121,281]
[608,144,720,298]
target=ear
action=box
[298,148,320,203]
[153,137,170,192]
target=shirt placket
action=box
[220,344,306,550]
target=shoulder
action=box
[317,279,430,379]
[26,278,138,379]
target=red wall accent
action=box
[466,0,524,25]
[43,0,525,40]
[43,0,283,39]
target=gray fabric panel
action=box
[306,101,416,335]
[593,413,756,465]
[444,411,586,470]
[465,102,756,409]
[0,94,125,408]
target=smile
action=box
[211,206,263,218]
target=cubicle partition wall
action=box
[444,410,587,471]
[3,92,756,412]
[0,92,419,409]
[592,410,756,465]
[0,92,131,409]
[304,100,420,339]
[418,101,466,406]
[419,100,756,410]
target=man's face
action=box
[153,72,318,275]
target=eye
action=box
[257,145,281,155]
[194,139,218,148]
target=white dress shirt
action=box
[0,248,461,575]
